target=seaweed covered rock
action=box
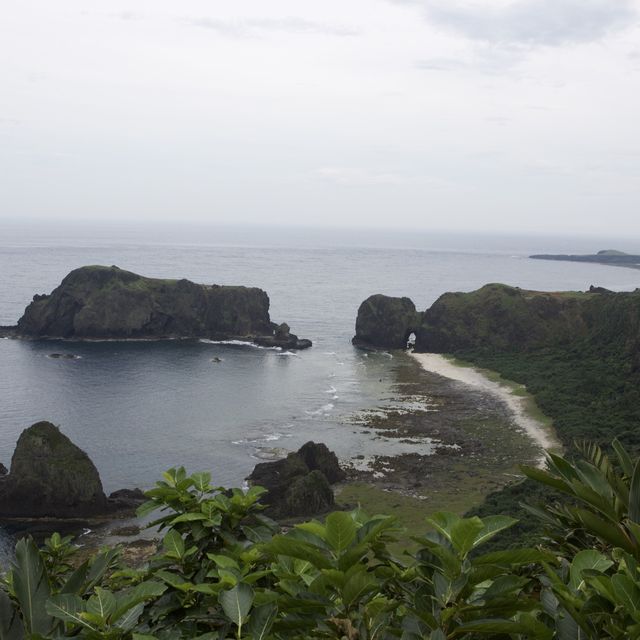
[247,442,344,518]
[352,294,420,349]
[0,422,108,518]
[11,265,311,348]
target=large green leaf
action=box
[220,583,254,628]
[472,516,518,549]
[111,581,167,621]
[163,529,185,560]
[0,590,24,640]
[569,550,614,591]
[325,512,357,553]
[46,594,94,630]
[342,566,378,607]
[450,517,484,556]
[474,548,556,567]
[247,603,277,640]
[86,587,116,623]
[613,438,635,477]
[12,538,53,636]
[426,512,460,543]
[611,574,640,612]
[268,536,332,570]
[115,603,145,631]
[629,459,640,524]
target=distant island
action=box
[0,265,312,348]
[530,249,640,269]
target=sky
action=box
[1,0,640,236]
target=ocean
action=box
[1,222,639,557]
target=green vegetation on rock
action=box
[0,421,107,518]
[11,265,312,345]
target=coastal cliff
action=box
[353,284,640,357]
[5,265,311,347]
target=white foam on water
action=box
[305,403,335,416]
[199,339,282,351]
[325,386,337,394]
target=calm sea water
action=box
[1,223,639,515]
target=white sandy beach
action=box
[411,353,560,463]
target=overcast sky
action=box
[2,1,640,236]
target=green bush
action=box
[3,440,640,639]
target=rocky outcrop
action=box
[254,323,312,350]
[247,442,345,518]
[415,283,640,354]
[0,422,108,518]
[6,265,311,348]
[352,294,420,349]
[0,422,146,519]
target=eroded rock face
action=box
[352,294,420,349]
[12,265,310,348]
[247,442,345,518]
[0,422,108,518]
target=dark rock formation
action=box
[5,265,311,348]
[297,441,346,484]
[107,488,147,511]
[0,422,147,520]
[254,322,313,350]
[0,421,108,518]
[352,294,420,349]
[247,442,345,518]
[0,463,7,476]
[284,471,334,518]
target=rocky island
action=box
[530,249,640,269]
[0,265,311,348]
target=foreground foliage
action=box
[3,440,640,638]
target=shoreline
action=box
[411,352,560,464]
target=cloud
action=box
[396,0,637,46]
[316,167,409,186]
[187,17,361,38]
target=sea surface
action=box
[1,222,640,557]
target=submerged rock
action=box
[247,441,345,518]
[352,294,420,349]
[0,421,108,518]
[8,265,311,348]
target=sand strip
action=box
[411,353,560,463]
